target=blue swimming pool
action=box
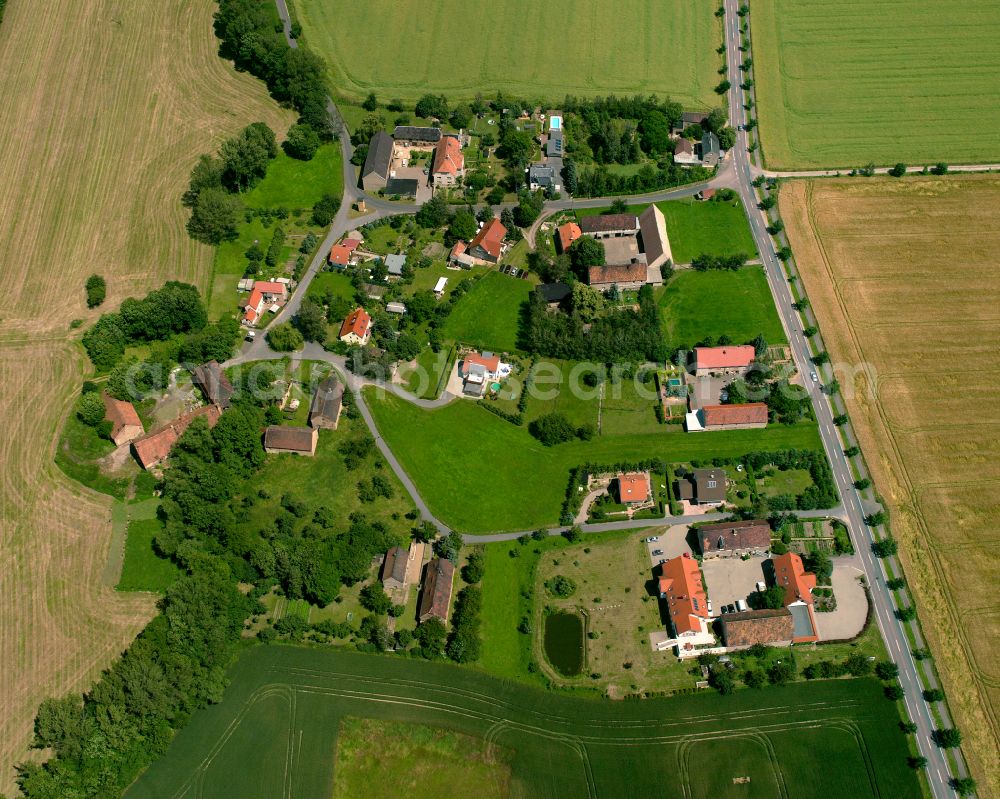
[549,115,562,130]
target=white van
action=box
[735,599,748,612]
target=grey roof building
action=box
[546,130,564,158]
[384,253,406,276]
[361,131,393,192]
[701,131,721,166]
[385,177,418,197]
[676,468,727,505]
[392,126,442,144]
[309,376,344,430]
[528,163,557,189]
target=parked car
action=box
[755,581,766,592]
[245,331,256,341]
[652,549,662,556]
[646,536,659,543]
[736,599,748,612]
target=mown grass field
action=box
[0,0,294,790]
[117,518,180,594]
[441,271,532,353]
[366,390,819,532]
[577,198,759,264]
[291,0,720,106]
[780,175,1000,793]
[751,0,1000,169]
[657,267,787,349]
[125,646,920,799]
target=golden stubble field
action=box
[0,0,292,790]
[781,175,1000,793]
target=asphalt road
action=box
[722,1,967,794]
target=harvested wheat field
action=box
[0,0,292,790]
[781,175,1000,793]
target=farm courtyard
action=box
[0,0,293,791]
[291,0,721,107]
[781,174,1000,789]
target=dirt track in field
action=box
[0,0,293,790]
[781,175,1000,794]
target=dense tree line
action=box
[446,586,483,663]
[572,160,712,198]
[524,283,667,363]
[81,281,209,370]
[214,0,333,140]
[18,564,255,797]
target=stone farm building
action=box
[698,519,772,558]
[692,345,756,377]
[263,425,318,457]
[309,376,344,430]
[381,545,409,592]
[392,126,441,146]
[687,402,769,432]
[191,361,234,409]
[588,262,647,291]
[361,130,393,192]
[579,214,639,238]
[637,204,672,273]
[132,404,221,471]
[419,558,455,623]
[102,393,144,446]
[720,608,794,648]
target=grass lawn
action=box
[757,467,814,497]
[522,360,600,429]
[126,646,921,799]
[332,718,512,799]
[243,145,344,210]
[306,270,355,302]
[751,0,1000,168]
[577,197,758,264]
[441,271,531,353]
[600,375,662,436]
[293,0,720,107]
[54,414,130,500]
[399,344,455,400]
[117,516,181,593]
[207,144,343,320]
[535,533,695,694]
[366,390,820,532]
[239,414,416,541]
[656,267,787,349]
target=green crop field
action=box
[657,267,787,349]
[441,271,532,353]
[577,198,758,264]
[751,0,1000,169]
[291,0,720,106]
[366,390,819,532]
[125,646,920,799]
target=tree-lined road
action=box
[722,1,968,794]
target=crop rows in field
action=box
[752,0,1000,169]
[126,646,919,799]
[292,0,719,107]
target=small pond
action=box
[543,611,585,677]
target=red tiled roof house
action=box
[771,552,819,643]
[132,404,222,471]
[468,218,507,264]
[692,345,756,377]
[556,222,582,253]
[431,135,465,187]
[338,307,372,346]
[656,554,715,656]
[418,558,455,623]
[616,472,650,505]
[699,403,769,430]
[102,393,144,446]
